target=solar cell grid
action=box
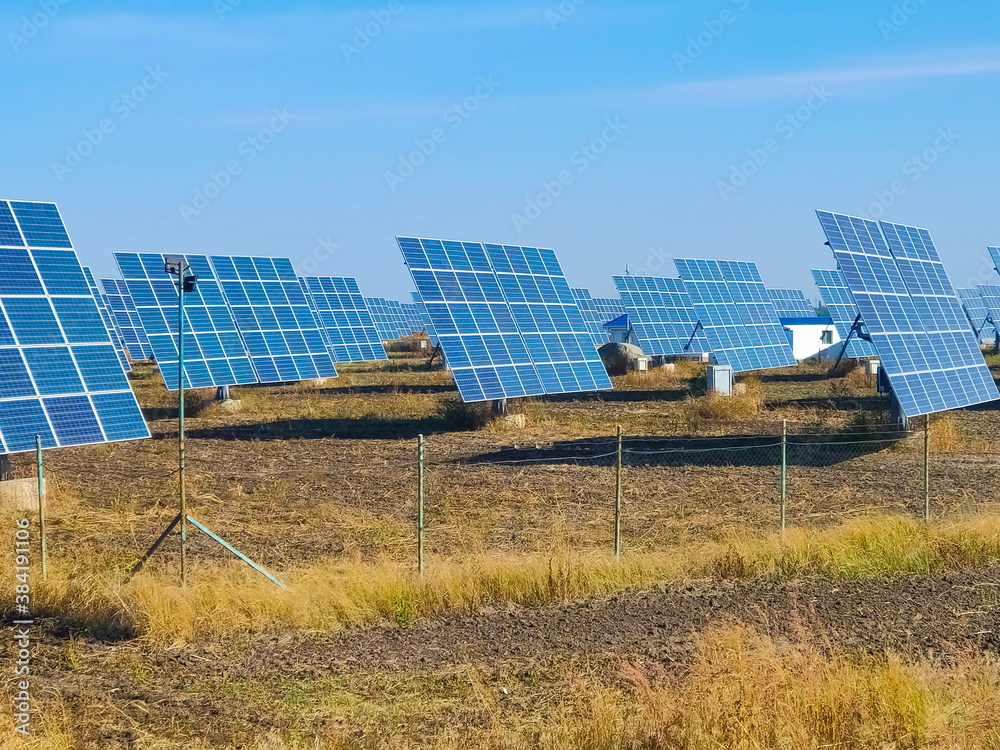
[210,255,337,383]
[673,259,796,372]
[115,253,258,390]
[299,276,387,362]
[767,288,816,317]
[0,200,148,454]
[612,276,710,356]
[811,269,878,358]
[101,278,153,360]
[957,288,996,343]
[816,210,998,417]
[83,267,130,372]
[399,237,611,402]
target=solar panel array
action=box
[571,288,610,347]
[101,278,153,360]
[397,237,612,402]
[816,211,998,418]
[210,256,337,383]
[767,288,816,318]
[975,285,1000,341]
[0,200,149,454]
[674,259,797,371]
[612,276,711,356]
[365,297,405,340]
[401,302,425,335]
[411,291,438,346]
[989,246,1000,275]
[83,267,130,372]
[298,276,387,362]
[957,288,996,343]
[114,253,259,390]
[811,269,879,358]
[593,296,625,323]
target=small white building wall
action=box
[783,321,841,360]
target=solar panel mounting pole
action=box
[924,415,930,523]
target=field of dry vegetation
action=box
[3,351,1000,748]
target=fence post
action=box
[924,415,930,523]
[417,434,424,575]
[780,420,787,532]
[36,435,46,582]
[615,425,622,560]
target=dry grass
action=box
[683,374,764,424]
[13,511,1000,643]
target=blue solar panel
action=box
[101,278,153,360]
[411,291,438,346]
[958,288,997,344]
[399,237,612,402]
[210,256,337,382]
[115,253,258,390]
[401,302,425,335]
[974,286,1000,342]
[816,210,998,418]
[988,246,1000,277]
[299,277,387,362]
[570,288,607,347]
[365,297,405,340]
[83,267,130,372]
[0,200,148,454]
[612,276,711,356]
[673,259,797,371]
[767,288,816,317]
[811,269,879,358]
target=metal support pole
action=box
[178,269,187,588]
[36,435,46,582]
[615,425,622,560]
[924,414,930,522]
[417,434,424,576]
[780,420,787,531]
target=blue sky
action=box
[5,0,1000,299]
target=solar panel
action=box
[673,259,797,371]
[571,288,608,347]
[816,210,998,417]
[387,299,409,337]
[988,246,1000,277]
[298,276,387,362]
[767,288,816,317]
[83,267,130,372]
[114,253,258,390]
[811,269,879,358]
[593,296,625,323]
[611,276,711,356]
[411,291,438,346]
[401,302,425,335]
[208,256,337,383]
[958,288,996,343]
[398,237,612,402]
[100,278,153,360]
[0,200,148,453]
[975,285,1000,342]
[365,297,401,340]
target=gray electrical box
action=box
[707,365,734,396]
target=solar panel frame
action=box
[0,200,148,454]
[816,210,998,417]
[612,276,711,356]
[673,259,796,371]
[299,276,387,362]
[398,237,612,402]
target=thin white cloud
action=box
[568,53,1000,106]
